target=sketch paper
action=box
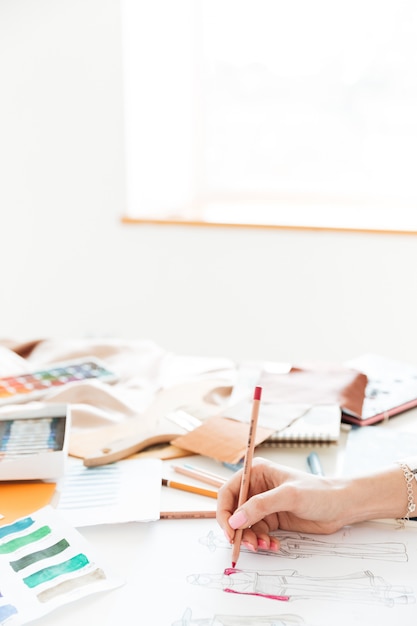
[55,457,162,526]
[127,517,417,626]
[0,505,121,625]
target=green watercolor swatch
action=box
[0,526,51,554]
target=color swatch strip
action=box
[10,539,70,572]
[0,507,118,623]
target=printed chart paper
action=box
[55,457,162,526]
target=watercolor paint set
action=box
[0,358,118,407]
[0,404,70,480]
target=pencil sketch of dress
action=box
[171,607,306,626]
[199,531,407,562]
[187,568,415,606]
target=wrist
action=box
[341,465,415,525]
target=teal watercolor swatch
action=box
[0,517,34,540]
[23,553,89,588]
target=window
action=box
[120,0,417,233]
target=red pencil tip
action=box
[254,386,262,401]
[231,562,236,568]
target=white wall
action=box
[1,0,416,365]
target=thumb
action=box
[228,489,284,530]
[228,508,250,530]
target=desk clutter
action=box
[2,340,417,467]
[1,338,417,625]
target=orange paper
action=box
[0,482,56,525]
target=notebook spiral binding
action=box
[261,432,334,447]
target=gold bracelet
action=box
[396,462,416,528]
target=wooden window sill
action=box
[121,214,417,236]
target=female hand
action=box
[216,457,352,553]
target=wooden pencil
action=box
[231,385,262,567]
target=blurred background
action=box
[1,0,416,364]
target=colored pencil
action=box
[307,451,324,476]
[231,385,262,568]
[171,464,226,488]
[160,510,216,519]
[183,464,228,482]
[161,478,218,499]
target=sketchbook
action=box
[342,353,417,426]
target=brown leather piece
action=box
[259,365,368,418]
[0,338,44,358]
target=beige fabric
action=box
[0,338,235,433]
[0,338,168,429]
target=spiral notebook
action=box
[263,404,341,446]
[221,360,353,447]
[223,400,342,446]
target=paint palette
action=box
[0,404,70,480]
[0,358,117,406]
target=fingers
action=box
[218,489,285,549]
[216,459,294,545]
[216,467,245,542]
[241,523,280,553]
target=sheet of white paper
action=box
[27,514,417,626]
[0,506,121,626]
[55,457,162,526]
[126,518,417,625]
[223,400,312,430]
